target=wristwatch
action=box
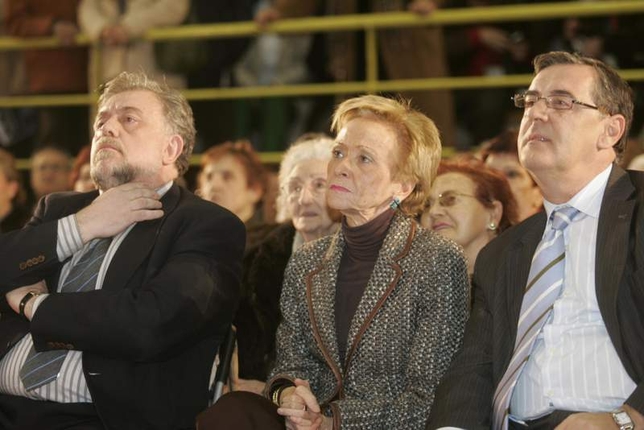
[611,408,634,430]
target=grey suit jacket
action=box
[427,165,644,429]
[267,212,469,429]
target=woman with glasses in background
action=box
[422,160,519,276]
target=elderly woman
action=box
[0,148,29,233]
[198,95,469,430]
[421,160,519,275]
[233,133,340,393]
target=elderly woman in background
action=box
[198,95,469,430]
[0,148,29,233]
[233,133,340,394]
[479,128,542,221]
[422,160,519,275]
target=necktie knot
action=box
[551,206,580,231]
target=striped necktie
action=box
[20,238,111,391]
[492,206,582,430]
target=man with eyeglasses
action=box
[427,51,644,430]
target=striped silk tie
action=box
[20,238,111,391]
[492,206,582,430]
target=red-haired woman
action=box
[422,160,519,275]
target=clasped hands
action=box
[278,379,333,430]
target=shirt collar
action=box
[157,181,173,197]
[543,164,612,220]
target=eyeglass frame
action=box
[425,190,482,210]
[512,91,601,112]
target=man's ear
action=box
[600,114,626,150]
[163,135,184,166]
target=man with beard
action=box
[428,52,644,430]
[0,71,245,429]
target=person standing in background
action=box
[4,0,89,154]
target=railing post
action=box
[365,26,378,94]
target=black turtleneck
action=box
[335,209,395,364]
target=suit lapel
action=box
[102,184,181,292]
[306,233,344,368]
[343,214,414,371]
[596,166,635,355]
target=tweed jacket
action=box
[267,212,469,429]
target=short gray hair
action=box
[276,133,335,222]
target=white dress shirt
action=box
[510,164,636,419]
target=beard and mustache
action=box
[90,137,149,191]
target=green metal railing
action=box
[2,0,643,166]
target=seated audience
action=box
[0,147,29,233]
[197,94,469,430]
[197,139,273,249]
[479,128,543,221]
[29,143,72,204]
[422,160,518,276]
[4,0,89,153]
[233,133,340,393]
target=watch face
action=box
[613,410,633,427]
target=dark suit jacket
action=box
[427,165,644,429]
[0,184,245,430]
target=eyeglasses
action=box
[426,191,479,209]
[513,92,600,111]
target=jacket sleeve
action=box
[0,194,71,293]
[78,0,113,40]
[120,0,189,37]
[331,241,469,429]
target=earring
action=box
[390,197,401,210]
[488,222,497,231]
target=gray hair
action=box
[276,133,335,222]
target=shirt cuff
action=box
[31,293,49,315]
[57,215,84,261]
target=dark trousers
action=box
[508,410,577,430]
[0,394,103,430]
[196,391,284,430]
